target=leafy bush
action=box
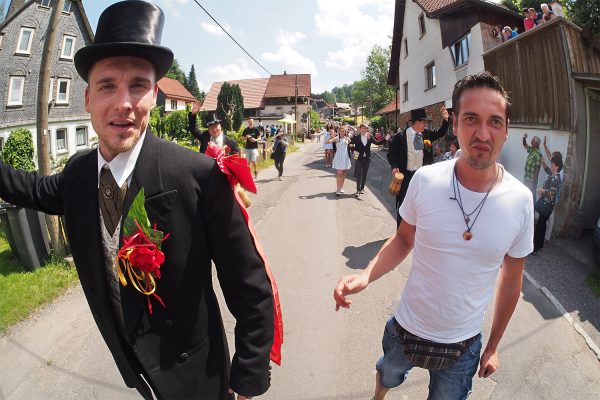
[369,116,387,131]
[163,110,193,142]
[2,129,36,172]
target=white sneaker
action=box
[339,188,345,193]
[335,190,341,196]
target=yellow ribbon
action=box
[114,250,157,296]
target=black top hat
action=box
[205,115,221,127]
[410,108,427,121]
[74,1,174,82]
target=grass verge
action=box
[586,272,600,298]
[0,236,79,333]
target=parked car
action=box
[594,216,600,267]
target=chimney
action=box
[7,0,26,20]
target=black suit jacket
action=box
[0,131,273,399]
[350,134,384,160]
[188,112,240,155]
[387,120,449,173]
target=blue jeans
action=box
[376,318,482,400]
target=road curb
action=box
[523,270,600,362]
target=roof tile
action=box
[157,77,198,103]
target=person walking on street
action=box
[244,117,261,179]
[0,2,282,399]
[334,72,533,400]
[328,125,352,195]
[522,133,542,204]
[270,128,289,181]
[323,126,334,168]
[387,107,449,226]
[349,123,384,198]
[188,104,240,154]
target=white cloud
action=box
[200,21,231,36]
[315,0,394,71]
[262,30,318,76]
[159,0,189,18]
[206,59,262,83]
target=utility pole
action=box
[36,0,66,256]
[294,74,298,144]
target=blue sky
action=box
[84,0,395,93]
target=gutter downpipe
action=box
[579,89,592,212]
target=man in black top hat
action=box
[0,1,275,399]
[188,103,240,154]
[388,107,449,227]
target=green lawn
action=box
[0,237,79,333]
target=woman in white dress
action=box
[323,125,334,167]
[328,126,352,196]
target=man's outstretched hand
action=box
[333,273,369,311]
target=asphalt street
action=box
[0,141,599,400]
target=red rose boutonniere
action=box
[114,188,170,314]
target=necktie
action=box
[414,132,424,151]
[99,165,128,236]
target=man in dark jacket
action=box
[0,2,276,399]
[349,123,385,198]
[188,103,240,155]
[388,107,449,227]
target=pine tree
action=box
[165,59,187,87]
[216,83,245,132]
[186,64,202,100]
[231,84,244,131]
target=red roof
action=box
[376,94,401,115]
[416,0,513,17]
[264,74,311,98]
[157,77,197,103]
[202,78,270,112]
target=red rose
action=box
[129,246,165,275]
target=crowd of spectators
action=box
[500,1,563,43]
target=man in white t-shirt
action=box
[334,72,533,400]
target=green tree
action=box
[566,0,600,34]
[309,109,321,130]
[359,45,395,117]
[216,82,244,132]
[186,64,203,100]
[163,110,192,141]
[3,129,36,172]
[320,90,336,104]
[149,106,166,138]
[165,59,187,87]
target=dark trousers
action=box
[534,211,551,251]
[274,153,286,177]
[395,170,416,228]
[355,158,370,192]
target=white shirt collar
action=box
[97,132,146,188]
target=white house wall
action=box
[399,1,488,111]
[0,119,97,168]
[164,98,191,112]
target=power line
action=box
[191,0,272,76]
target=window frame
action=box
[402,81,409,102]
[403,37,408,58]
[418,13,426,38]
[450,33,471,68]
[171,99,177,110]
[62,0,72,14]
[0,34,4,50]
[75,126,88,147]
[56,128,68,152]
[56,78,71,104]
[8,76,26,106]
[425,61,436,90]
[60,35,76,60]
[16,27,35,55]
[39,0,52,7]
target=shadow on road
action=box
[342,239,386,269]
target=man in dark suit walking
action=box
[350,123,385,198]
[0,2,279,399]
[388,107,449,227]
[188,103,240,155]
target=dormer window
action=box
[63,1,72,13]
[16,27,35,55]
[450,33,471,67]
[419,13,426,37]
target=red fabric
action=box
[206,143,283,365]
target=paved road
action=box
[1,142,599,400]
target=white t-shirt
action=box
[395,158,534,343]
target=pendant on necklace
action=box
[464,216,470,224]
[463,230,473,240]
